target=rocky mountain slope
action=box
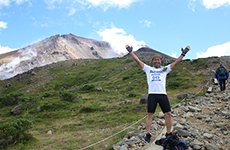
[0,34,120,80]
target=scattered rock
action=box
[206,144,218,150]
[10,104,24,115]
[180,106,189,112]
[124,100,132,104]
[173,123,184,130]
[203,133,213,139]
[177,93,194,99]
[120,145,128,150]
[37,106,41,111]
[97,87,103,91]
[47,130,52,135]
[5,83,11,88]
[177,129,191,137]
[158,112,164,118]
[188,106,202,112]
[190,139,203,147]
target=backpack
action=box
[218,67,226,76]
[173,140,188,150]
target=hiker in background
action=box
[215,64,229,92]
[125,44,190,143]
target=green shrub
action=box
[192,58,209,69]
[128,91,137,97]
[41,92,52,98]
[0,118,33,148]
[124,59,133,63]
[193,58,206,63]
[213,60,219,63]
[182,59,191,62]
[59,91,76,102]
[40,100,54,110]
[80,103,100,112]
[127,85,135,91]
[167,81,186,87]
[20,97,30,103]
[137,69,145,74]
[168,70,179,77]
[198,72,206,76]
[21,96,38,103]
[0,93,23,106]
[122,75,133,80]
[40,100,66,111]
[175,77,182,80]
[80,84,95,91]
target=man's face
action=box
[152,57,162,68]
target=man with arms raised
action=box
[125,45,190,143]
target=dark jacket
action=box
[155,134,188,150]
[215,67,229,80]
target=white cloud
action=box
[15,0,29,5]
[0,21,7,29]
[44,0,139,11]
[188,0,230,10]
[139,19,151,27]
[97,25,145,55]
[188,0,196,11]
[0,45,16,55]
[41,23,48,27]
[0,0,11,7]
[86,0,138,8]
[170,52,177,58]
[202,0,230,9]
[44,0,63,9]
[196,41,230,58]
[68,7,77,16]
[0,0,30,8]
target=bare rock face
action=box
[0,34,120,80]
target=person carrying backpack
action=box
[215,64,229,92]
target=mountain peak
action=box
[0,34,120,80]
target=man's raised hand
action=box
[181,46,190,56]
[125,45,133,53]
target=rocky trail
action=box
[112,81,230,150]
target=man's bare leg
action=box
[146,113,154,133]
[164,111,172,134]
[144,113,154,142]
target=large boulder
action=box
[140,94,148,104]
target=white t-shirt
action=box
[142,64,172,95]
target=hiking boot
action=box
[144,133,151,143]
[165,132,172,137]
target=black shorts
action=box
[147,94,171,113]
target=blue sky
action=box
[0,0,230,59]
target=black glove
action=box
[181,47,190,56]
[126,46,133,53]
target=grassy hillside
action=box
[0,55,226,150]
